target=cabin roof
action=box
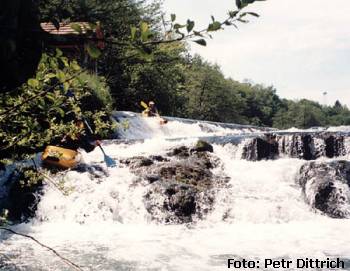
[40,22,90,35]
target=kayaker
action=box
[142,101,160,117]
[140,100,168,124]
[42,119,101,169]
[60,119,101,153]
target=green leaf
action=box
[70,23,82,34]
[208,21,221,32]
[193,31,204,37]
[46,93,56,103]
[45,73,57,80]
[175,29,185,39]
[70,61,81,71]
[49,58,58,69]
[88,22,97,30]
[174,23,185,30]
[171,14,176,22]
[246,12,260,17]
[242,0,257,4]
[63,82,70,91]
[86,43,101,59]
[140,21,149,36]
[193,39,207,46]
[236,0,252,9]
[57,70,66,83]
[56,107,65,118]
[186,20,195,33]
[56,48,63,57]
[229,10,239,18]
[60,57,69,67]
[131,26,137,41]
[237,18,249,23]
[140,22,151,42]
[27,79,39,88]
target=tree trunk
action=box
[0,0,42,92]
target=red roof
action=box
[40,22,91,35]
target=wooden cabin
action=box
[40,22,105,72]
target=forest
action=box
[1,0,350,163]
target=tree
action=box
[0,0,43,92]
[0,51,114,162]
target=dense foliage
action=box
[0,50,114,162]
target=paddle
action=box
[82,119,117,168]
[140,101,148,109]
[66,90,116,167]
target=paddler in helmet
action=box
[142,101,159,117]
[141,101,168,124]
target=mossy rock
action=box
[192,140,214,153]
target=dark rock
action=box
[242,135,279,161]
[277,134,318,160]
[0,162,5,172]
[324,134,345,158]
[169,146,190,158]
[302,134,314,160]
[191,140,214,153]
[275,134,305,159]
[127,144,228,224]
[161,183,197,222]
[145,174,160,183]
[144,181,215,224]
[298,160,350,218]
[120,156,154,168]
[149,155,169,162]
[242,132,349,161]
[2,167,43,222]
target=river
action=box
[1,112,350,270]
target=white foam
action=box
[2,115,350,270]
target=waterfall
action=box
[1,113,350,271]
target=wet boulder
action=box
[191,140,214,153]
[120,156,154,169]
[168,146,190,158]
[242,132,348,161]
[323,134,345,158]
[298,160,350,218]
[278,133,346,160]
[242,135,279,161]
[0,167,43,222]
[144,181,215,224]
[125,143,228,224]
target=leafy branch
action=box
[73,0,264,59]
[0,50,115,161]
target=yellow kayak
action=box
[141,111,168,125]
[42,146,81,169]
[141,111,150,117]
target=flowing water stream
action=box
[1,112,350,271]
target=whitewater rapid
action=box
[1,113,350,271]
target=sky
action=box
[163,0,350,106]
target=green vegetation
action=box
[0,51,114,163]
[1,0,350,166]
